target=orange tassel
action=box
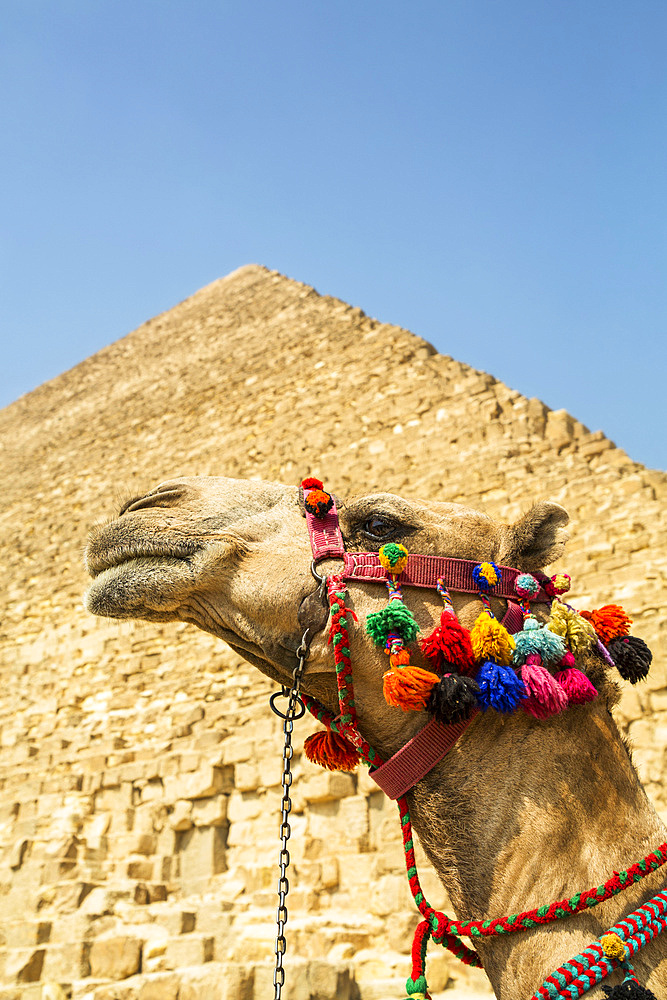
[580,604,632,645]
[389,648,411,668]
[304,730,361,771]
[383,664,439,711]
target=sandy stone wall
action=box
[0,265,665,999]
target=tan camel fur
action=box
[85,477,667,999]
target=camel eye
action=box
[363,516,397,540]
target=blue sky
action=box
[2,1,665,468]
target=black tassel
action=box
[608,635,653,684]
[603,980,657,999]
[427,673,479,725]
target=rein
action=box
[270,479,662,1000]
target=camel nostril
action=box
[119,486,189,516]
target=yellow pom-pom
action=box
[379,542,409,576]
[600,933,625,960]
[470,613,515,666]
[477,562,500,587]
[547,603,597,655]
[550,573,571,595]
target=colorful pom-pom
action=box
[520,661,568,719]
[515,573,539,600]
[608,635,652,684]
[304,730,361,771]
[472,561,501,592]
[559,651,576,668]
[547,603,597,655]
[367,603,420,646]
[383,664,439,711]
[545,573,571,598]
[427,673,479,725]
[470,613,515,666]
[301,477,324,490]
[476,661,526,714]
[379,542,409,576]
[419,612,475,675]
[555,667,598,705]
[512,624,566,667]
[579,604,633,645]
[304,488,334,518]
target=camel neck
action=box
[406,701,667,998]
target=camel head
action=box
[85,476,571,752]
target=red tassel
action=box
[383,664,440,711]
[419,612,475,675]
[304,730,361,771]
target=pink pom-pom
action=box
[520,661,568,719]
[554,668,598,706]
[515,573,539,600]
[559,651,576,668]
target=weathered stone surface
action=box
[89,936,142,979]
[0,265,665,998]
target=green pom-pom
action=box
[405,974,429,998]
[366,603,419,646]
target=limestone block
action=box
[5,945,44,982]
[163,765,233,801]
[227,791,261,824]
[169,800,193,831]
[176,825,227,894]
[135,973,180,1000]
[89,936,142,979]
[297,772,356,806]
[8,839,30,871]
[338,795,369,839]
[177,962,254,1000]
[5,921,51,948]
[163,933,214,969]
[253,958,351,1000]
[127,859,153,881]
[220,737,253,764]
[84,813,111,851]
[41,985,70,1000]
[234,761,260,792]
[192,796,228,827]
[41,939,91,980]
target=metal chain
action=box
[269,630,309,1000]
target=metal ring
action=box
[269,691,306,721]
[310,559,325,584]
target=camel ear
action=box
[498,501,570,571]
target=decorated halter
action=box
[296,478,659,1000]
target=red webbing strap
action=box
[343,551,551,602]
[303,489,346,561]
[370,714,478,799]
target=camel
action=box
[84,476,667,999]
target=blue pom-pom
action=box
[472,561,501,592]
[512,626,566,667]
[476,661,526,713]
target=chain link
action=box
[271,631,309,1000]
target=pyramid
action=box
[0,264,665,998]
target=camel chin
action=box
[84,556,194,620]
